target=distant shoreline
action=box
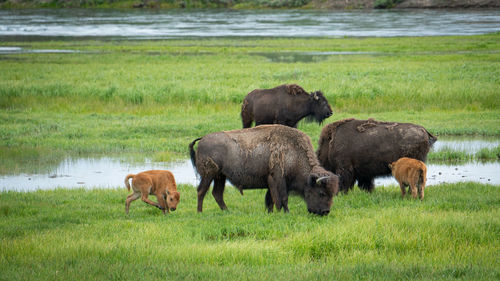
[1,0,500,10]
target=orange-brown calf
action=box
[124,170,180,214]
[389,157,427,200]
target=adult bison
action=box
[316,118,437,193]
[241,84,333,128]
[189,124,338,215]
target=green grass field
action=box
[0,183,499,280]
[1,34,499,171]
[1,34,500,279]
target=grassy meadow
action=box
[0,183,499,280]
[1,33,500,279]
[1,34,500,170]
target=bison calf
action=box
[389,157,427,200]
[124,170,180,214]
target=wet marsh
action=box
[0,25,500,280]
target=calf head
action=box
[305,172,339,216]
[165,190,180,211]
[309,91,333,124]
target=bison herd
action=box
[125,84,436,216]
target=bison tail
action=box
[427,130,438,147]
[241,99,253,128]
[124,174,135,191]
[418,168,426,186]
[189,137,202,173]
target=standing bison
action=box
[189,124,338,215]
[316,118,436,193]
[241,84,333,128]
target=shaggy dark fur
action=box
[240,84,333,128]
[189,124,339,215]
[316,118,437,193]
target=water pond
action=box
[1,137,498,192]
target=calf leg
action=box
[141,193,163,210]
[197,176,214,213]
[409,182,418,199]
[399,182,407,198]
[156,193,168,214]
[125,192,141,214]
[212,175,228,211]
[417,183,425,200]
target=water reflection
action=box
[1,9,499,38]
[0,46,80,54]
[1,157,499,192]
[432,136,499,153]
[252,51,379,63]
[0,158,198,192]
[1,137,499,191]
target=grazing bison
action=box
[317,118,436,193]
[241,84,333,128]
[389,157,427,200]
[189,124,338,215]
[124,170,180,214]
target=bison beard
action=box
[189,125,339,215]
[240,84,333,128]
[317,118,436,193]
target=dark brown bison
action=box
[189,124,339,215]
[241,84,333,128]
[317,118,437,193]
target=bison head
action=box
[165,190,180,211]
[308,91,333,124]
[304,172,339,216]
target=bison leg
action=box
[141,193,163,210]
[265,190,273,213]
[418,183,425,200]
[337,168,355,193]
[357,177,375,193]
[242,118,253,128]
[212,175,228,211]
[267,173,288,212]
[125,192,141,214]
[156,193,168,214]
[197,176,214,213]
[399,183,407,198]
[410,183,418,199]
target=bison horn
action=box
[312,92,319,100]
[316,176,329,184]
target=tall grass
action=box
[0,183,498,280]
[428,145,500,162]
[0,34,499,166]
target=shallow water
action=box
[1,158,499,192]
[0,46,80,54]
[1,9,500,38]
[1,137,498,191]
[0,158,198,192]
